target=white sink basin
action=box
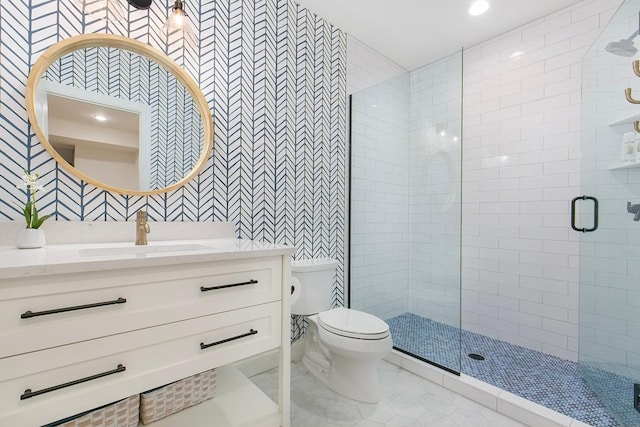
[79,243,212,257]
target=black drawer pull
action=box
[21,297,127,319]
[200,329,258,350]
[200,279,258,292]
[20,364,126,400]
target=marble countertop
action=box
[0,238,296,280]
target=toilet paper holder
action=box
[290,276,301,306]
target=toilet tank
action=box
[291,258,339,315]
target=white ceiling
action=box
[48,95,139,133]
[294,0,583,70]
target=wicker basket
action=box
[139,368,217,424]
[43,394,139,427]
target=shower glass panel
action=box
[580,1,640,425]
[350,50,463,373]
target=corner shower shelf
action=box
[609,113,640,128]
[609,162,640,170]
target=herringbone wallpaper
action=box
[0,0,346,337]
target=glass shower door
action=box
[350,49,463,374]
[580,1,640,425]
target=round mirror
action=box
[25,34,213,196]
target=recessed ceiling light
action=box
[469,0,490,16]
[93,114,108,122]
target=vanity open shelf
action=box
[146,365,279,427]
[0,232,294,427]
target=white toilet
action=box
[291,257,392,403]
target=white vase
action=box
[15,228,46,249]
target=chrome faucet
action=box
[627,202,640,221]
[135,210,151,245]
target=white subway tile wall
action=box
[348,35,411,320]
[580,0,640,382]
[347,36,406,95]
[462,0,621,362]
[409,52,463,328]
[344,35,408,314]
[350,72,411,320]
[347,0,628,363]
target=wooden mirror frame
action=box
[25,33,214,196]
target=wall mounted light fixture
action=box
[162,0,196,44]
[127,0,152,9]
[164,0,186,29]
[73,0,197,44]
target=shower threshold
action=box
[385,349,591,427]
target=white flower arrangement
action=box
[16,169,52,229]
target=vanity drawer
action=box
[0,301,281,427]
[0,257,283,358]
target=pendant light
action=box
[73,0,126,22]
[162,0,197,44]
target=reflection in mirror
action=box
[37,45,204,192]
[38,83,149,190]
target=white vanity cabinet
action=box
[0,238,294,427]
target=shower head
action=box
[606,12,640,57]
[606,33,639,57]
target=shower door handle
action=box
[571,196,598,232]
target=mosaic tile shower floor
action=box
[387,313,638,427]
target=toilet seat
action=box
[318,307,390,340]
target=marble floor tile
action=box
[250,360,526,427]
